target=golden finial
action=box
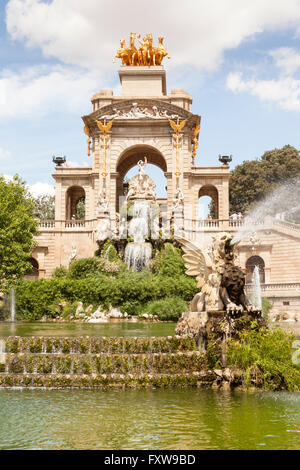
[113,33,170,66]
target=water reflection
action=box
[0,321,175,338]
[0,389,299,450]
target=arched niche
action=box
[25,257,39,280]
[246,255,265,284]
[66,186,86,220]
[198,185,219,219]
[115,145,168,212]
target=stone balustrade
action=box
[246,282,300,292]
[38,219,97,230]
[38,218,300,238]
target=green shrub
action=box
[52,266,68,278]
[101,241,120,261]
[226,327,300,391]
[68,257,102,279]
[60,301,77,319]
[15,274,197,321]
[143,296,188,321]
[151,244,186,276]
[120,300,143,316]
[100,258,127,275]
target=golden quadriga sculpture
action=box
[114,33,170,66]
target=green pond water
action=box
[0,320,299,339]
[1,321,299,450]
[0,388,299,450]
[0,321,176,338]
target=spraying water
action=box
[231,176,300,245]
[10,288,16,322]
[125,201,152,271]
[251,266,262,310]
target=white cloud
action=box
[6,0,300,72]
[28,182,55,197]
[0,174,55,196]
[0,147,11,160]
[270,47,300,74]
[227,72,300,111]
[67,160,89,167]
[0,64,100,118]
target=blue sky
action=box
[0,0,300,198]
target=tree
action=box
[33,194,55,219]
[0,175,38,285]
[75,197,85,219]
[229,145,300,214]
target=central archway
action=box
[115,145,168,212]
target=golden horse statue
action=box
[114,33,170,66]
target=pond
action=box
[0,388,299,450]
[0,321,176,338]
[0,320,299,339]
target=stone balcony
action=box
[37,217,300,236]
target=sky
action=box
[0,0,300,198]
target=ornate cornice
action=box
[82,99,200,132]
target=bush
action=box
[68,257,103,279]
[143,296,188,321]
[15,274,198,321]
[101,241,120,261]
[52,266,68,278]
[151,244,186,276]
[100,259,127,275]
[226,327,300,391]
[120,300,143,316]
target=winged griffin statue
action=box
[178,232,260,314]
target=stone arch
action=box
[246,255,265,284]
[66,186,86,220]
[115,145,168,211]
[198,185,219,219]
[25,257,39,280]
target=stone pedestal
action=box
[175,310,267,364]
[119,66,167,96]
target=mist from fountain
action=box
[125,201,152,271]
[231,176,300,245]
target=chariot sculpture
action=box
[114,33,170,66]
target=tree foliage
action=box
[151,244,186,276]
[0,175,38,285]
[33,194,55,220]
[229,145,300,214]
[15,274,198,320]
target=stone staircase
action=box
[0,336,213,389]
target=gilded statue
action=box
[113,33,170,66]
